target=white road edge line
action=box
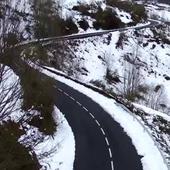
[63,91,69,97]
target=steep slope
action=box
[0,0,170,169]
[34,0,170,165]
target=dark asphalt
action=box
[53,80,143,170]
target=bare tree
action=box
[0,64,21,121]
[144,84,167,111]
[122,45,143,101]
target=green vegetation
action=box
[73,4,123,30]
[78,19,89,31]
[93,8,123,30]
[2,46,57,135]
[32,0,78,38]
[20,66,56,135]
[22,44,49,64]
[0,121,40,170]
[72,4,92,16]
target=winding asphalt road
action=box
[11,17,161,170]
[53,79,143,170]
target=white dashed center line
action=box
[56,87,114,170]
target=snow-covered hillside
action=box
[1,0,170,169]
[40,65,170,170]
[146,2,170,22]
[0,66,75,170]
[35,0,170,166]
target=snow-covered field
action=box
[40,66,169,170]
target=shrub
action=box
[61,18,78,35]
[78,19,89,31]
[93,8,123,30]
[106,0,147,22]
[20,67,56,135]
[0,121,40,170]
[90,80,106,90]
[106,68,121,84]
[22,44,48,64]
[72,4,91,16]
[4,33,19,47]
[116,32,127,49]
[131,4,147,22]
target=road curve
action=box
[53,79,143,170]
[14,19,161,48]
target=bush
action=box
[93,8,123,30]
[61,18,78,35]
[90,80,106,90]
[20,67,56,135]
[72,4,91,16]
[0,121,40,170]
[106,68,121,84]
[22,44,48,64]
[106,0,147,22]
[131,4,147,22]
[116,32,127,49]
[33,0,78,38]
[78,19,89,31]
[73,4,123,30]
[4,33,19,47]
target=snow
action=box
[11,0,31,14]
[40,67,169,170]
[0,66,75,170]
[33,106,75,170]
[116,8,132,24]
[55,22,170,109]
[57,0,104,8]
[133,103,170,121]
[0,66,22,122]
[106,5,133,24]
[146,3,170,22]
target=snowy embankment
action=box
[0,66,75,170]
[40,66,169,170]
[33,107,75,170]
[133,103,170,121]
